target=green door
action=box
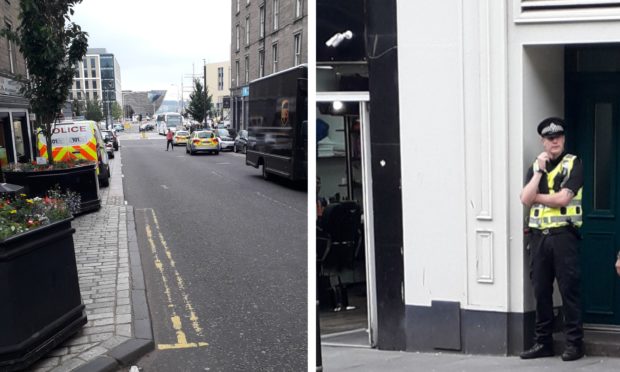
[567,72,620,326]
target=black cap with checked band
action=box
[537,117,565,138]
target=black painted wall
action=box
[365,0,406,351]
[317,0,366,62]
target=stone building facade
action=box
[230,0,307,131]
[0,0,33,165]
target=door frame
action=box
[566,68,620,327]
[316,91,377,346]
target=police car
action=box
[37,120,111,187]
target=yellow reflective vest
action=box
[528,154,582,229]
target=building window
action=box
[244,56,249,83]
[69,92,73,100]
[272,43,278,73]
[259,50,265,78]
[74,68,79,78]
[294,33,302,65]
[77,91,82,99]
[90,57,95,67]
[295,0,302,18]
[94,91,98,99]
[259,5,265,39]
[91,69,96,78]
[92,80,97,89]
[245,17,250,46]
[235,60,240,87]
[218,67,224,90]
[76,80,81,89]
[86,92,90,100]
[236,25,240,51]
[5,21,15,73]
[85,80,89,89]
[273,0,279,30]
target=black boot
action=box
[561,344,584,361]
[520,343,554,359]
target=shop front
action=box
[0,75,33,167]
[317,0,404,351]
[231,85,249,132]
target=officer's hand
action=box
[537,152,549,172]
[616,259,620,277]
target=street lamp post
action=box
[203,59,207,128]
[106,97,111,129]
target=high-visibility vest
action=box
[37,121,101,175]
[38,136,98,162]
[529,154,582,229]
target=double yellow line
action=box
[143,208,208,350]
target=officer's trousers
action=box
[529,228,583,347]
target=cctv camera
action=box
[325,34,340,48]
[325,30,353,48]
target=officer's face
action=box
[542,134,565,159]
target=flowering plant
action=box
[0,188,80,240]
[1,158,94,172]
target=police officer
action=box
[520,117,584,362]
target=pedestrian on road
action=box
[166,128,174,151]
[520,117,584,362]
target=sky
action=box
[73,0,231,101]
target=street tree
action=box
[111,101,123,121]
[186,78,213,124]
[1,0,88,164]
[85,99,103,122]
[72,99,84,117]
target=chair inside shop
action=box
[317,201,362,311]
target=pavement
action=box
[30,148,154,372]
[320,344,620,371]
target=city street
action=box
[119,126,308,371]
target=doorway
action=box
[566,45,620,327]
[316,93,377,347]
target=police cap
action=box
[537,117,565,138]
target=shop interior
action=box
[317,101,370,345]
[0,111,31,168]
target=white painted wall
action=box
[461,0,510,312]
[397,0,468,306]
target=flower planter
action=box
[0,218,87,371]
[3,164,100,214]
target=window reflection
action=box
[12,118,25,161]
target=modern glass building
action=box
[69,48,122,124]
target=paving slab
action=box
[321,344,620,372]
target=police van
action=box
[37,120,111,187]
